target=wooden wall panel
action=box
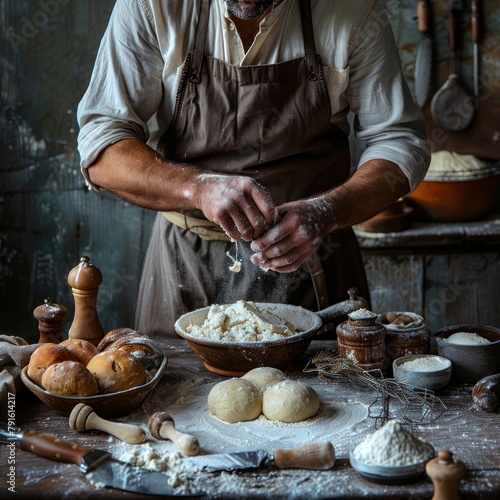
[362,254,425,316]
[424,253,500,332]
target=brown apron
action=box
[135,0,370,338]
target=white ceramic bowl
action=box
[392,354,452,391]
[349,448,435,483]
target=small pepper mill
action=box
[426,450,466,500]
[67,256,104,346]
[33,298,68,344]
[336,308,387,371]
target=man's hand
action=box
[250,198,330,272]
[196,174,277,241]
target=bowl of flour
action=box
[435,324,500,383]
[350,420,434,483]
[392,354,452,391]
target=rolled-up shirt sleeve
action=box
[77,0,164,189]
[347,3,430,192]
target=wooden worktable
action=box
[3,338,500,499]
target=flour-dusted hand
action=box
[196,173,277,241]
[250,198,332,273]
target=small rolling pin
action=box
[69,403,146,444]
[148,412,200,456]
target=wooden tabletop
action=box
[4,338,500,499]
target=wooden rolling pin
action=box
[426,450,466,500]
[69,403,146,444]
[148,412,200,456]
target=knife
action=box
[471,0,480,96]
[0,422,199,497]
[415,0,433,108]
[183,441,335,472]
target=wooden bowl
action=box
[435,325,500,383]
[21,356,167,417]
[406,176,499,222]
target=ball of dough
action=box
[208,378,262,423]
[59,338,99,366]
[27,343,76,386]
[41,361,98,396]
[262,380,320,423]
[87,350,147,394]
[241,367,287,393]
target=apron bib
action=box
[136,0,369,338]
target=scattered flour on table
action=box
[445,332,491,345]
[399,356,450,371]
[185,301,297,341]
[353,420,433,466]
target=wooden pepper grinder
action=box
[426,450,466,500]
[33,298,68,344]
[67,256,104,346]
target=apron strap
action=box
[189,0,211,84]
[298,0,320,81]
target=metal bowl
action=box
[393,354,452,391]
[435,325,500,383]
[21,356,167,418]
[349,448,435,484]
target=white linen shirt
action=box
[77,0,430,191]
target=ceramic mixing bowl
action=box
[435,325,500,383]
[392,354,452,391]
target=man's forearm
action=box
[86,139,203,212]
[324,159,411,233]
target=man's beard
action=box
[225,0,274,20]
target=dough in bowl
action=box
[262,380,320,423]
[208,378,262,423]
[242,367,287,393]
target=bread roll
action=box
[60,338,98,366]
[110,336,163,371]
[97,327,136,352]
[41,360,98,397]
[27,343,76,386]
[87,350,147,394]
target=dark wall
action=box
[1,0,155,343]
[1,1,499,344]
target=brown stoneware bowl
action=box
[435,325,500,383]
[21,356,167,418]
[174,291,368,376]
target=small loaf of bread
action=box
[97,327,136,352]
[60,338,99,366]
[27,343,76,386]
[41,360,99,397]
[98,328,163,370]
[87,350,147,394]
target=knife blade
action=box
[0,422,199,497]
[415,0,433,108]
[183,441,335,472]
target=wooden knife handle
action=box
[471,0,479,43]
[19,429,93,466]
[448,0,463,51]
[273,442,335,470]
[417,0,430,33]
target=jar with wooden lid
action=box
[336,309,387,372]
[379,311,431,365]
